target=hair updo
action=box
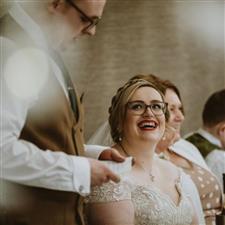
[108,78,166,143]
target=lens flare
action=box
[4,48,49,100]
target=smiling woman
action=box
[84,78,199,225]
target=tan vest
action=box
[1,15,86,225]
[1,70,86,225]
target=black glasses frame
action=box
[127,101,167,116]
[66,0,101,32]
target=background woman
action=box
[136,74,223,225]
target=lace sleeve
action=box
[84,180,131,203]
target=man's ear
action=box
[218,122,225,138]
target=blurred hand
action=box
[88,158,121,187]
[156,125,178,153]
[165,125,179,146]
[98,148,125,162]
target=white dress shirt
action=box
[197,128,222,148]
[196,129,224,188]
[206,150,225,189]
[0,3,105,196]
[170,138,210,171]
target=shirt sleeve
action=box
[84,144,108,159]
[206,150,225,189]
[0,40,91,195]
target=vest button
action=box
[73,127,76,134]
[79,185,84,193]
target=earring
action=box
[119,136,122,142]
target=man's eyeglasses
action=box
[127,101,167,116]
[66,0,101,32]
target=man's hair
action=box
[202,89,225,127]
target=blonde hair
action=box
[108,79,165,143]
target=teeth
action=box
[139,121,157,128]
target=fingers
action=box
[106,170,121,183]
[110,149,125,162]
[99,148,125,162]
[98,149,111,160]
[89,159,121,187]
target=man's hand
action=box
[98,148,125,162]
[88,158,121,187]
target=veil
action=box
[88,121,114,146]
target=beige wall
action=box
[63,0,225,141]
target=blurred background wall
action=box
[62,0,225,141]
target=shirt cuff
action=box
[71,156,90,196]
[84,144,109,159]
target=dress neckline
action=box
[123,175,182,208]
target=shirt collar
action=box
[197,128,222,147]
[9,3,48,50]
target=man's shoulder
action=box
[0,36,18,74]
[206,149,225,160]
[185,130,202,142]
[0,36,17,53]
[206,149,225,173]
[184,130,217,158]
[173,138,199,152]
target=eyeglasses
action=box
[127,101,167,116]
[66,0,101,32]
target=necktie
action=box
[50,49,79,121]
[3,14,79,120]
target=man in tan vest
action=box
[0,1,124,224]
[186,89,225,188]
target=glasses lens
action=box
[150,102,165,115]
[127,102,146,115]
[128,101,166,116]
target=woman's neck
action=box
[117,140,156,172]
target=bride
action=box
[84,79,199,225]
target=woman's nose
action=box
[143,106,155,117]
[175,110,184,121]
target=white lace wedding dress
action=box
[85,175,193,225]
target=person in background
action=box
[85,78,199,225]
[186,89,225,188]
[137,74,223,225]
[0,1,124,225]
